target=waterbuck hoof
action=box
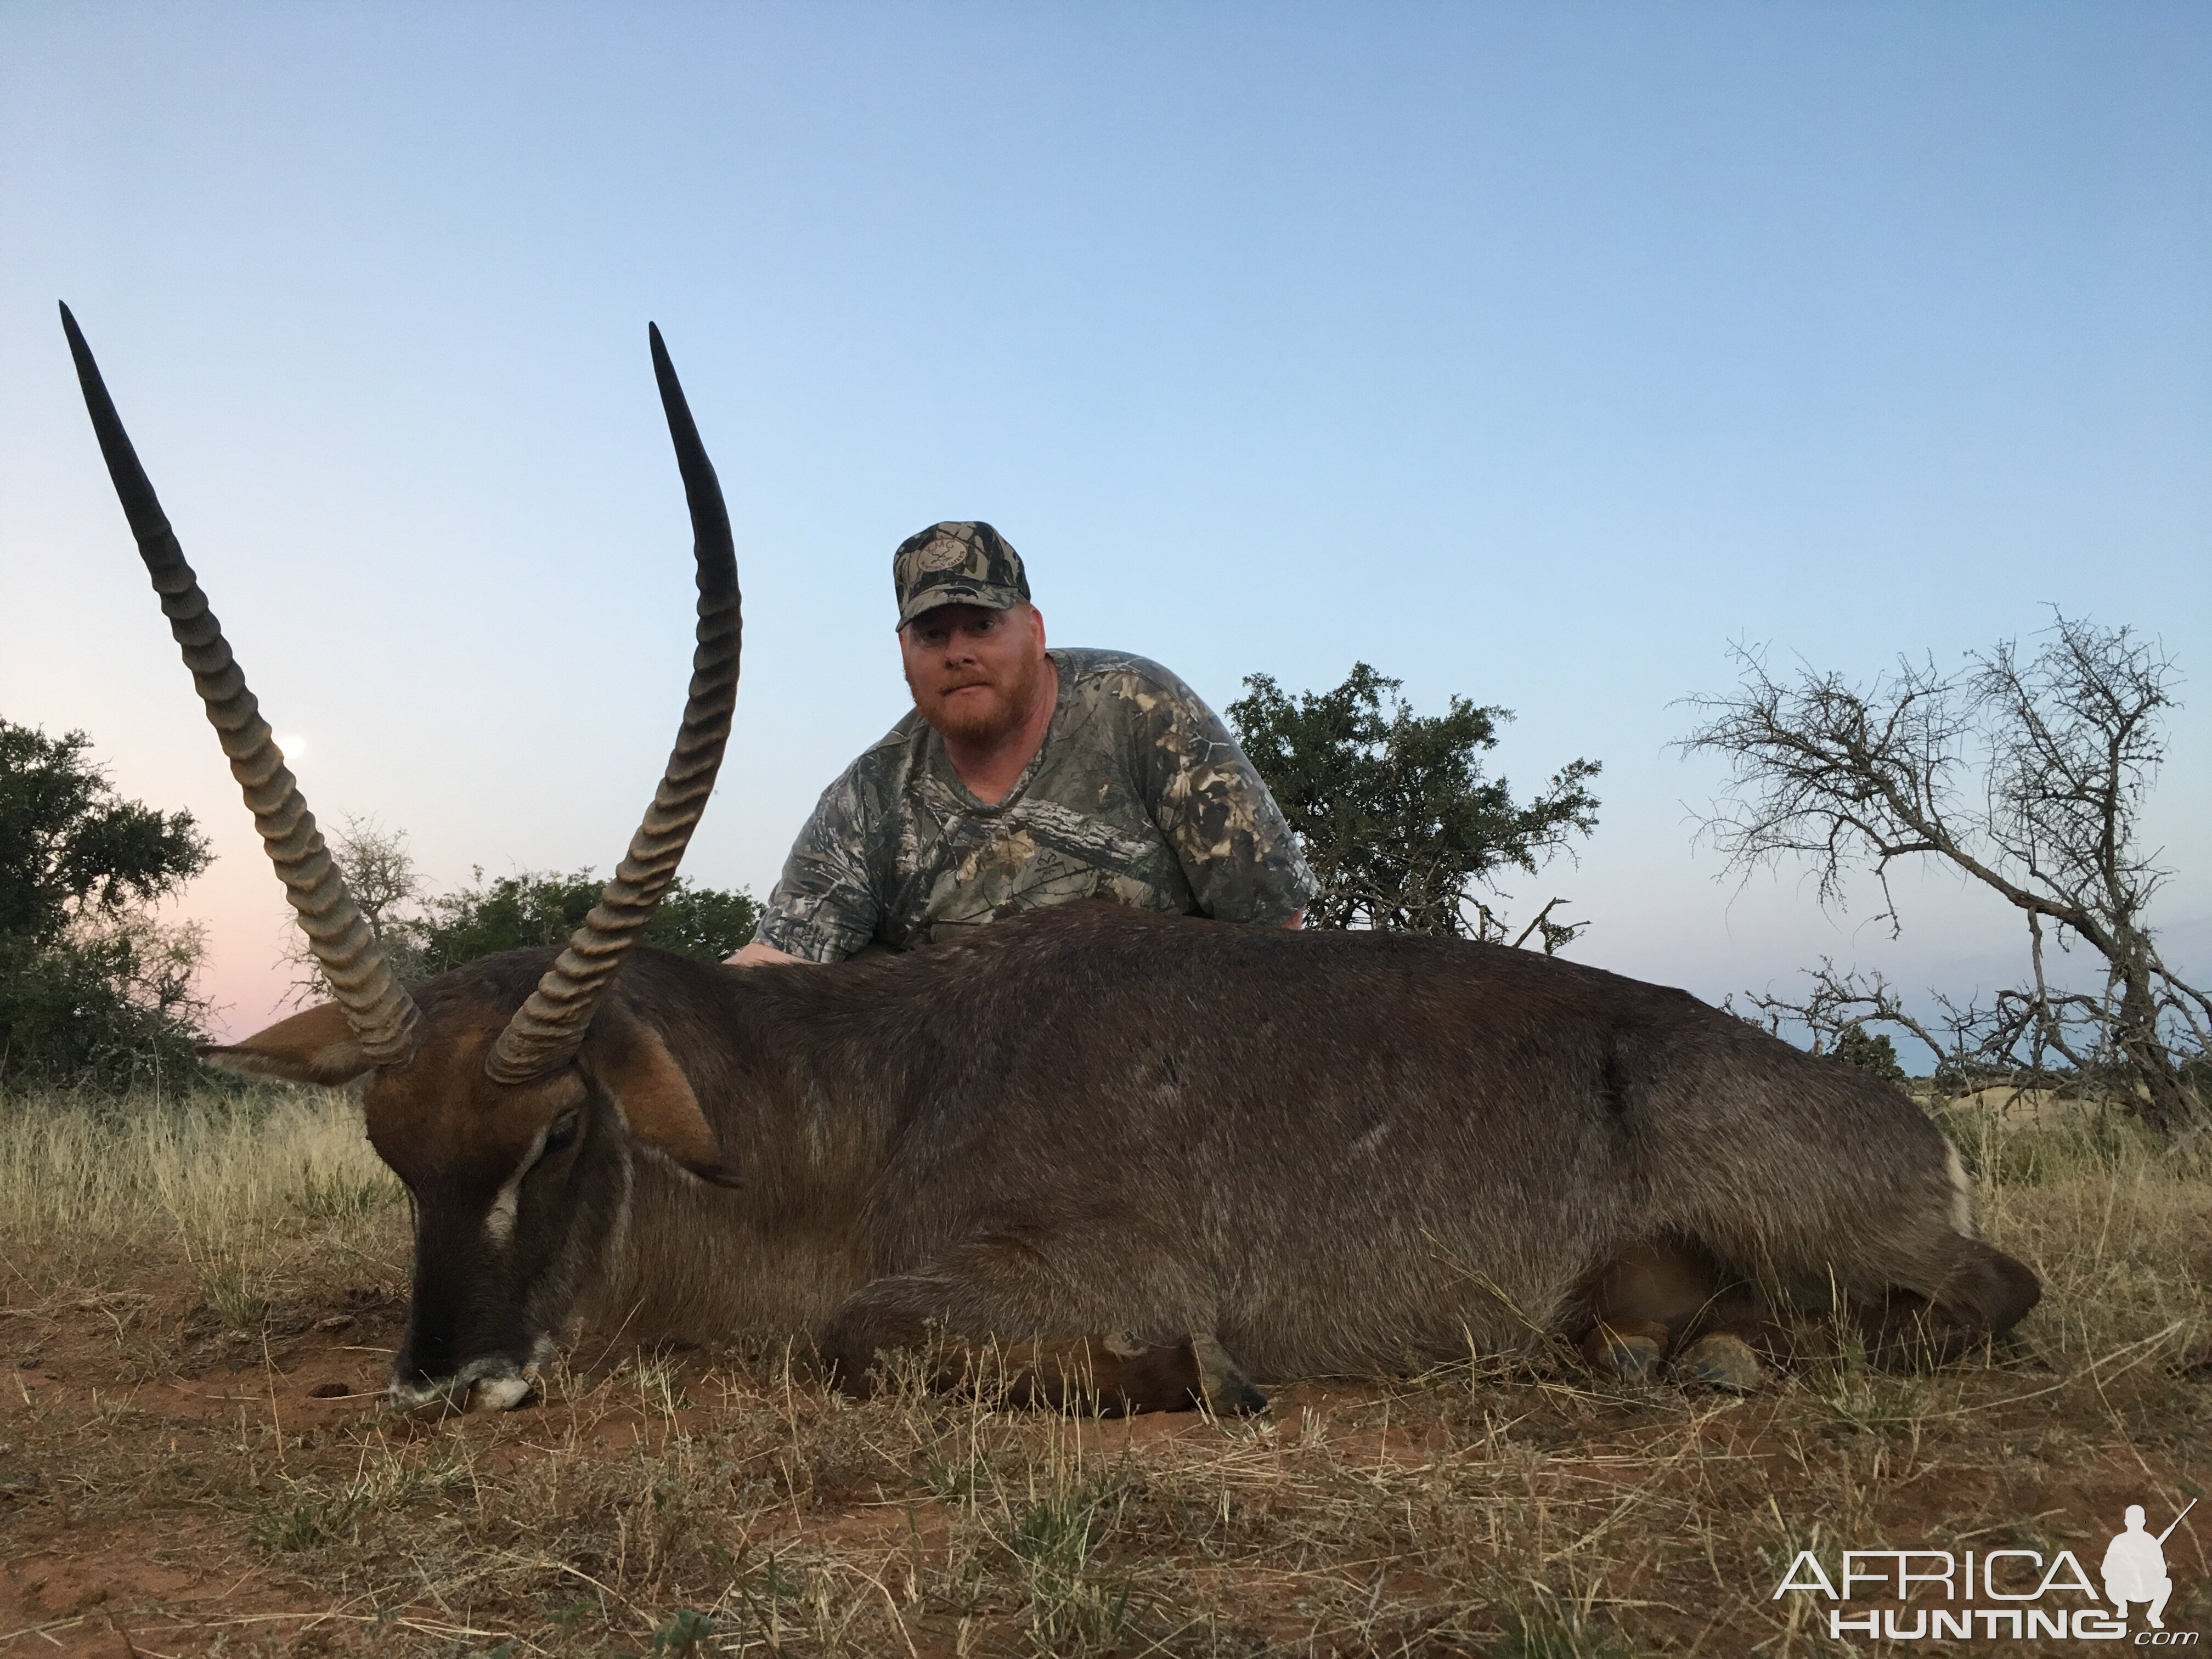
[1189,1333,1269,1416]
[1677,1332,1763,1394]
[1582,1319,1668,1381]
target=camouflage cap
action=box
[892,521,1031,627]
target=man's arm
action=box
[735,764,886,964]
[1130,663,1319,927]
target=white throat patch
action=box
[1943,1142,1974,1238]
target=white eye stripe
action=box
[482,1124,549,1246]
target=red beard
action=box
[912,651,1047,745]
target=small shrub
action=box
[199,1261,268,1331]
[1831,1022,1908,1088]
[923,1451,990,1505]
[651,1609,714,1656]
[287,1159,402,1221]
[250,1487,367,1553]
[1008,1471,1137,1650]
[1492,1596,1638,1659]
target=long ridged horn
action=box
[484,324,740,1085]
[60,303,425,1066]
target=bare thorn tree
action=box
[1682,612,2206,1138]
[280,814,425,1007]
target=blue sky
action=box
[3,3,2207,1046]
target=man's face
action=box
[899,602,1049,744]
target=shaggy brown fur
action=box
[214,901,2039,1412]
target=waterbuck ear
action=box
[200,1001,373,1085]
[584,1012,738,1187]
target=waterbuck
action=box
[62,306,2040,1414]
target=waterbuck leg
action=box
[1581,1242,1715,1380]
[1581,1242,1776,1391]
[1672,1329,1767,1393]
[818,1244,1265,1416]
[1581,1318,1671,1380]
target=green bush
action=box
[0,720,214,1091]
[410,868,759,975]
[1831,1022,1908,1089]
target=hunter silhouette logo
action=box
[2105,1500,2192,1632]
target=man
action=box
[730,521,1314,964]
[2101,1504,2175,1629]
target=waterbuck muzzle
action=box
[64,305,742,1410]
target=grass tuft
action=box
[1491,1595,1638,1659]
[196,1258,270,1331]
[1006,1468,1138,1649]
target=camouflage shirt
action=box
[755,648,1317,961]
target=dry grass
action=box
[0,1086,2205,1657]
[0,1086,402,1325]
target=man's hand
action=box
[1283,911,1305,930]
[726,941,809,968]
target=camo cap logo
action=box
[893,521,1031,627]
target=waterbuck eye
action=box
[541,1114,582,1159]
